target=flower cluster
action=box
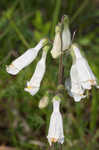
[51,15,71,58]
[6,14,99,146]
[50,15,99,102]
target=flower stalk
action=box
[58,31,64,85]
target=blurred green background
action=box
[0,0,99,149]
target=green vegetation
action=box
[0,0,99,149]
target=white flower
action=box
[71,44,99,90]
[38,95,49,109]
[24,46,48,96]
[62,15,71,51]
[65,43,99,102]
[47,96,64,146]
[6,39,47,75]
[65,77,86,102]
[51,24,62,58]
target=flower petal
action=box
[62,24,71,51]
[51,26,61,58]
[6,64,19,75]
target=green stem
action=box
[60,144,63,150]
[9,19,30,48]
[90,88,98,132]
[50,0,61,38]
[58,51,64,85]
[70,0,89,24]
[58,31,64,85]
[0,12,33,41]
[53,144,55,150]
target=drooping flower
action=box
[47,96,64,146]
[24,45,49,96]
[6,38,48,75]
[70,44,99,90]
[51,23,62,58]
[62,15,71,51]
[65,74,86,102]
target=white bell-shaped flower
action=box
[71,44,99,90]
[65,61,86,102]
[62,15,71,51]
[51,24,62,58]
[24,45,49,96]
[47,96,64,146]
[6,38,48,75]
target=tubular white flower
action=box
[71,44,99,90]
[62,15,71,51]
[6,38,48,75]
[47,96,64,146]
[24,45,49,96]
[51,24,62,58]
[65,61,86,102]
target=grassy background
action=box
[0,0,99,149]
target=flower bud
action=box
[62,15,71,51]
[38,95,49,109]
[51,23,62,58]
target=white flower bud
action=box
[47,96,64,146]
[51,16,71,59]
[6,38,48,75]
[62,15,71,51]
[38,95,49,109]
[24,46,48,96]
[51,24,62,58]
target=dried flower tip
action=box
[51,138,57,143]
[6,64,19,75]
[62,15,69,24]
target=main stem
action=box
[50,0,61,38]
[58,32,64,85]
